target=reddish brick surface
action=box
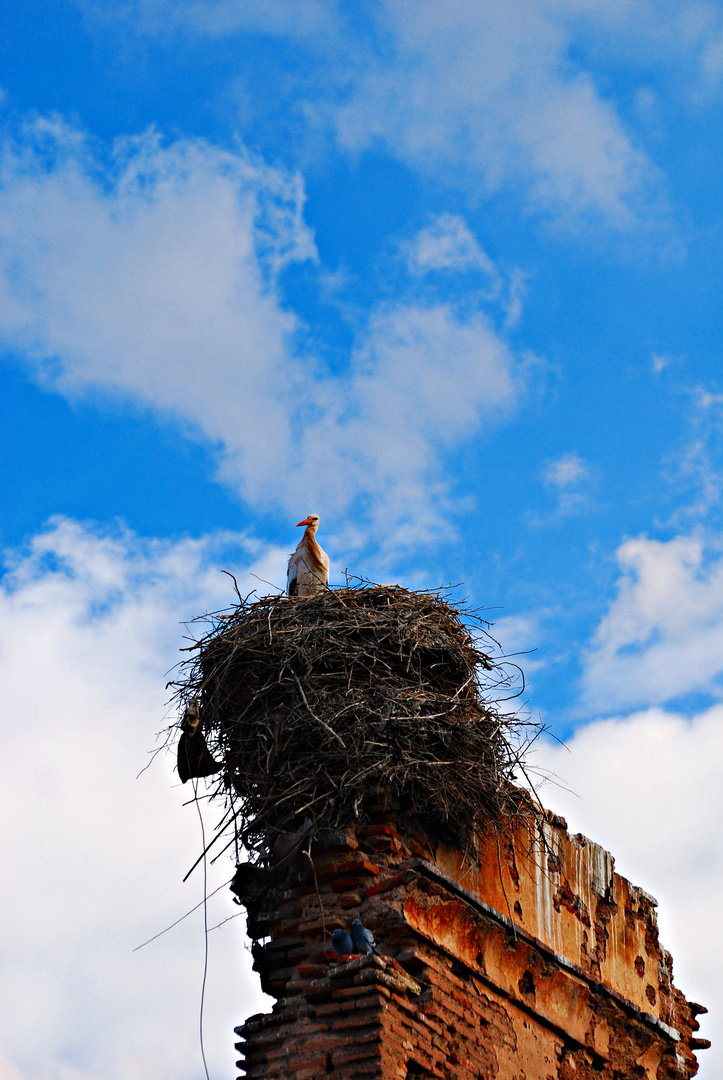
[235,807,707,1078]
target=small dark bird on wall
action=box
[331,929,354,956]
[351,918,379,955]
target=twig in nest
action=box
[288,668,347,748]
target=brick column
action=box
[233,808,706,1079]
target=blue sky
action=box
[1,2,721,1077]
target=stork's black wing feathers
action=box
[177,729,222,783]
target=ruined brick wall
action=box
[234,800,708,1079]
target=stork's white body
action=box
[287,514,329,597]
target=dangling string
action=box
[193,779,211,1080]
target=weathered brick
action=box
[365,873,406,899]
[234,809,704,1080]
[331,877,364,893]
[341,859,381,876]
[332,985,383,1002]
[296,1064,327,1079]
[338,896,365,912]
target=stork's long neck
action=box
[302,526,325,572]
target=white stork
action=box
[287,514,330,597]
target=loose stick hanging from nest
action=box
[167,581,539,864]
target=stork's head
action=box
[296,514,320,531]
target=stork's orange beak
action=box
[296,517,313,527]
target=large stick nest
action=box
[168,583,538,863]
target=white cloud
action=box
[294,301,520,553]
[104,0,672,229]
[0,518,282,1080]
[701,28,723,84]
[582,533,723,712]
[327,0,662,230]
[110,0,723,228]
[543,451,589,489]
[532,706,719,1077]
[658,382,723,527]
[538,451,592,517]
[401,215,528,328]
[0,1053,25,1080]
[652,350,675,372]
[540,0,723,98]
[0,116,315,507]
[0,117,524,551]
[490,612,545,674]
[113,0,342,39]
[403,214,499,278]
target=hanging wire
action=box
[194,779,211,1080]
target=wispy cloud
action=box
[543,451,589,490]
[662,382,723,527]
[651,351,676,373]
[0,116,314,494]
[311,301,520,552]
[329,1,662,230]
[401,214,528,328]
[101,0,343,39]
[540,451,593,516]
[100,0,680,231]
[0,116,526,554]
[491,612,545,674]
[403,213,499,278]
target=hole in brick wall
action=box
[557,1036,578,1061]
[518,970,535,998]
[406,1062,428,1077]
[325,1052,333,1073]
